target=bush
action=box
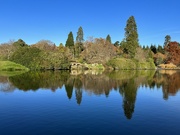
[10,46,42,69]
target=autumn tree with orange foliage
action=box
[165,42,180,66]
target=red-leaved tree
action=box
[165,42,180,66]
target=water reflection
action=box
[0,76,15,92]
[153,70,180,100]
[1,70,180,119]
[119,79,137,119]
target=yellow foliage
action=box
[158,63,177,69]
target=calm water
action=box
[0,70,180,135]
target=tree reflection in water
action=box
[1,70,180,119]
[65,84,73,99]
[119,79,137,119]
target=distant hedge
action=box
[107,58,156,70]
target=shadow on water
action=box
[1,69,180,119]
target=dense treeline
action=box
[0,16,180,69]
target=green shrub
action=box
[107,58,156,70]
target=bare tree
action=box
[0,40,16,60]
[81,38,117,64]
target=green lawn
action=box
[0,61,29,71]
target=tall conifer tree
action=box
[75,27,84,57]
[164,35,171,46]
[124,16,139,57]
[65,31,74,48]
[76,26,84,43]
[106,34,112,44]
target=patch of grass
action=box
[0,61,29,71]
[84,63,105,70]
[0,71,28,77]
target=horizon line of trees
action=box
[0,15,180,69]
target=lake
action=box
[0,70,180,135]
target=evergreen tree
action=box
[106,34,112,44]
[59,43,63,47]
[150,44,157,54]
[142,45,145,50]
[114,41,120,47]
[76,26,84,43]
[13,39,28,47]
[164,35,171,46]
[124,16,139,58]
[76,27,84,57]
[65,31,74,48]
[157,45,164,54]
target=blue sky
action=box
[0,0,179,46]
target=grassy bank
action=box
[107,58,156,70]
[84,63,105,70]
[70,63,105,70]
[0,61,29,71]
[0,71,29,77]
